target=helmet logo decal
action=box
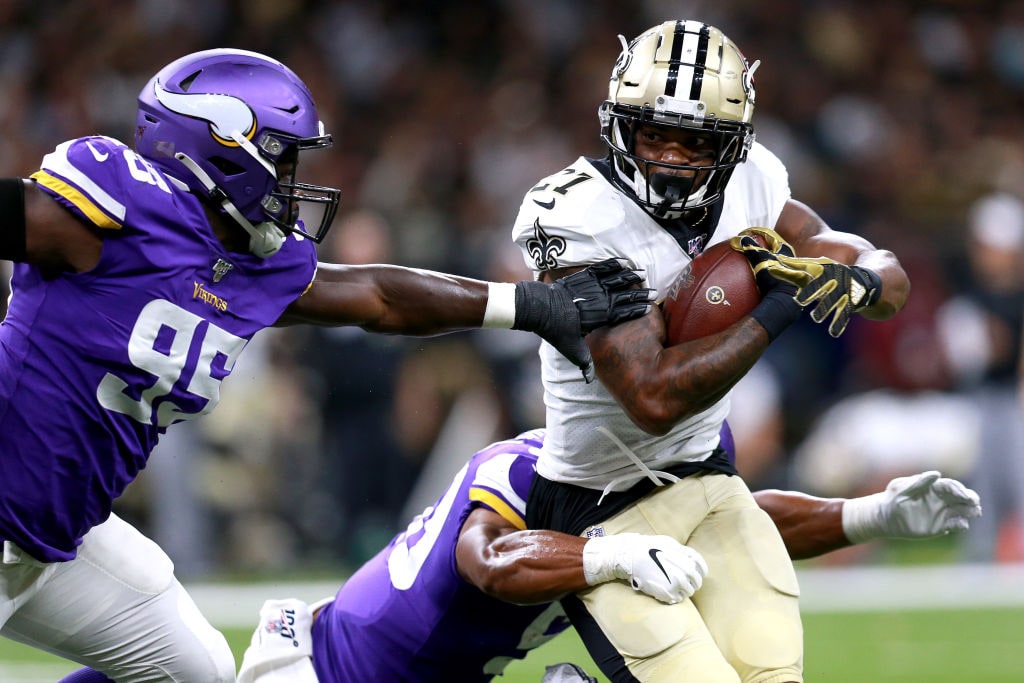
[153,81,257,147]
[610,34,632,81]
[525,218,566,271]
[742,59,761,106]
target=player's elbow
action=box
[622,390,707,436]
[623,400,682,436]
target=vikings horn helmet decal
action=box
[152,85,258,149]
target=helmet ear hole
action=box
[209,156,245,177]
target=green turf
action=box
[2,607,1022,682]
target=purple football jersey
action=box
[0,136,317,562]
[312,430,572,682]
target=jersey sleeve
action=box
[713,142,792,243]
[744,142,791,227]
[467,444,538,531]
[511,157,631,271]
[29,136,138,231]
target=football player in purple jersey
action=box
[235,427,979,683]
[0,49,653,683]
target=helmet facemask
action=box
[253,129,341,245]
[599,21,758,220]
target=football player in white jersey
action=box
[510,20,911,683]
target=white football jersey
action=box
[511,142,791,491]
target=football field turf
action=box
[2,565,1023,682]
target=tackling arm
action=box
[279,260,653,383]
[456,508,589,604]
[456,508,706,605]
[752,490,847,561]
[755,471,982,561]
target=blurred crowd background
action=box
[2,0,1023,578]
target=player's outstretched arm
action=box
[754,471,982,561]
[456,508,706,605]
[278,259,652,382]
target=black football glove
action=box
[774,256,882,338]
[513,259,654,383]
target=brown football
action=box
[662,238,762,345]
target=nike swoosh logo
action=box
[85,141,109,162]
[533,198,555,210]
[572,297,587,303]
[648,548,671,582]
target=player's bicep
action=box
[278,263,388,326]
[774,198,868,263]
[455,507,518,585]
[20,180,102,271]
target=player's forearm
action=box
[280,263,493,331]
[753,490,849,560]
[591,312,767,435]
[463,529,589,605]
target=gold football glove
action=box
[729,227,803,294]
[773,255,882,338]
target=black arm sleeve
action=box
[0,178,27,261]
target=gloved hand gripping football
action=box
[728,227,805,341]
[514,259,654,382]
[729,227,883,338]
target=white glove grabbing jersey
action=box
[511,145,791,491]
[842,471,983,544]
[582,532,709,604]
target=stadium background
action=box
[2,0,1023,679]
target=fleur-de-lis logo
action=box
[525,219,566,271]
[705,285,730,306]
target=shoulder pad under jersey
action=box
[31,136,176,231]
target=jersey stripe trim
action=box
[38,138,127,224]
[30,170,123,230]
[469,487,527,530]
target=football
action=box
[662,238,762,345]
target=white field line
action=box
[184,563,1024,629]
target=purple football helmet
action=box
[135,48,341,257]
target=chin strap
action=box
[174,152,285,258]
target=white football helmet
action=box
[599,20,758,219]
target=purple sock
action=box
[58,668,115,683]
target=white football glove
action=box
[582,532,707,604]
[841,471,983,544]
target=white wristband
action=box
[841,492,886,544]
[482,281,517,329]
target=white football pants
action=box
[0,513,235,682]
